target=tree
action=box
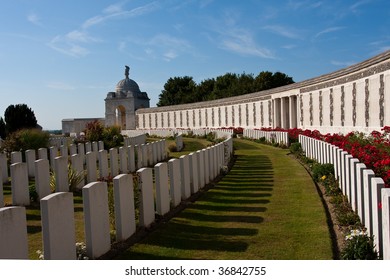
[157,76,197,107]
[156,71,294,106]
[0,117,5,139]
[4,104,38,134]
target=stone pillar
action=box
[83,182,110,259]
[113,174,136,241]
[154,162,170,216]
[273,98,281,128]
[137,168,155,227]
[289,95,298,128]
[40,192,76,260]
[10,163,29,206]
[281,97,290,129]
[0,206,28,259]
[35,159,51,199]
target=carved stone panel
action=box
[225,107,228,127]
[330,89,333,126]
[253,103,256,127]
[299,95,303,126]
[380,74,385,127]
[352,83,357,126]
[211,108,215,127]
[260,102,264,127]
[186,111,189,128]
[365,79,369,127]
[309,93,313,126]
[218,107,221,127]
[238,105,242,126]
[193,110,195,127]
[319,91,323,126]
[232,106,235,127]
[246,104,249,126]
[341,86,345,126]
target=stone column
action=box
[281,97,290,129]
[273,98,281,128]
[289,95,298,128]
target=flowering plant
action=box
[341,229,378,260]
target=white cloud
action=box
[314,26,345,38]
[82,1,160,29]
[27,12,43,26]
[217,27,275,59]
[263,25,302,39]
[48,35,90,57]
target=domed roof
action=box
[115,65,141,94]
[116,78,141,93]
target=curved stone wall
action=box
[135,50,390,134]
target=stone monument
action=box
[105,66,150,130]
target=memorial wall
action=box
[135,50,390,135]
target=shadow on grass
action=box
[116,153,274,259]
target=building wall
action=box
[136,51,390,135]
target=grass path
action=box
[115,139,333,260]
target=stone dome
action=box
[115,78,141,93]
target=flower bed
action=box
[261,126,390,188]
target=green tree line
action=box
[157,71,294,107]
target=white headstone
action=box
[179,155,191,200]
[10,163,29,206]
[154,163,170,216]
[137,168,155,227]
[40,192,76,260]
[168,159,181,207]
[83,182,111,259]
[35,159,51,199]
[54,156,68,192]
[113,174,136,241]
[0,206,28,259]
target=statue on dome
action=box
[125,65,130,79]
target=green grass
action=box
[115,139,333,260]
[3,138,333,259]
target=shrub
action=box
[1,128,49,153]
[102,125,123,149]
[289,142,302,154]
[312,163,334,182]
[341,229,378,260]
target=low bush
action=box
[312,163,334,182]
[1,128,49,153]
[341,229,378,260]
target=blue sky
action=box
[0,0,389,130]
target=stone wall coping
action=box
[137,50,390,114]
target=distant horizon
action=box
[1,0,389,130]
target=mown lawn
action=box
[115,139,333,259]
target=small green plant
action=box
[29,185,38,203]
[312,163,334,182]
[341,229,378,260]
[289,142,302,154]
[50,164,85,193]
[36,242,89,260]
